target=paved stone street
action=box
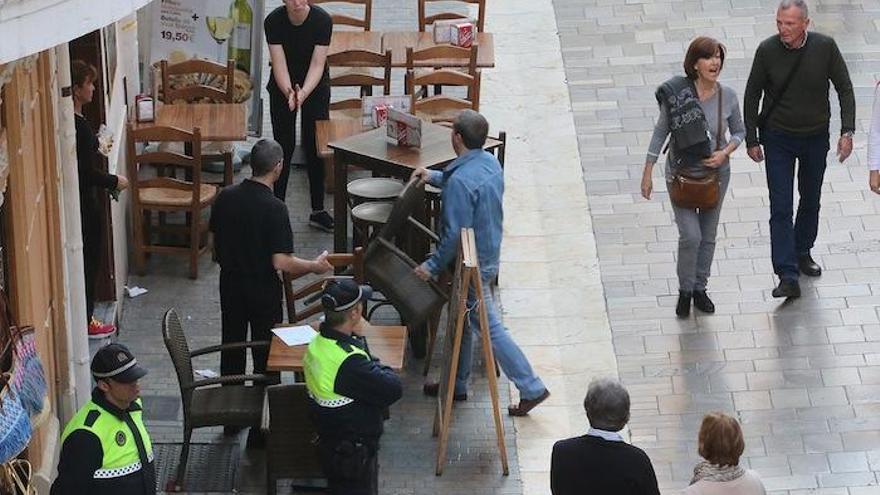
[548,0,880,493]
[114,0,880,493]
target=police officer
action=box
[304,279,403,495]
[51,343,154,495]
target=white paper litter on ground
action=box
[272,325,318,347]
[195,369,219,378]
[125,286,148,298]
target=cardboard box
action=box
[362,96,412,128]
[386,108,422,148]
[372,105,390,128]
[432,19,459,44]
[451,22,474,48]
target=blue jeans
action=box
[454,274,546,400]
[763,128,830,282]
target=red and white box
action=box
[361,96,412,128]
[372,105,390,128]
[451,22,474,48]
[386,108,422,148]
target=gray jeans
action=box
[671,168,731,292]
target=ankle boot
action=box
[693,290,715,313]
[676,291,692,318]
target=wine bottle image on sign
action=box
[228,0,253,73]
[206,16,234,63]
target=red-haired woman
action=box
[685,412,766,494]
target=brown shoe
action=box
[423,382,467,401]
[508,389,550,417]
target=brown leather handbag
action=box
[669,85,723,210]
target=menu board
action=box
[147,0,264,134]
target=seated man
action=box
[551,378,661,495]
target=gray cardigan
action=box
[647,83,745,178]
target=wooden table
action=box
[266,323,407,372]
[317,119,369,193]
[328,31,384,59]
[133,103,247,141]
[329,122,501,252]
[381,32,495,68]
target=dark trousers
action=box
[763,127,830,282]
[268,84,330,209]
[318,440,378,495]
[81,210,103,324]
[219,271,283,380]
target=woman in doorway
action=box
[640,37,745,318]
[264,0,334,232]
[71,60,128,337]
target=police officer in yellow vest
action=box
[304,279,403,495]
[51,343,155,495]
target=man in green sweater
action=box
[744,0,855,299]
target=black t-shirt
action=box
[264,5,332,93]
[75,114,117,218]
[209,179,294,277]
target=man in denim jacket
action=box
[412,110,550,416]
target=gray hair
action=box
[584,378,630,432]
[778,0,808,18]
[453,109,489,150]
[250,138,284,177]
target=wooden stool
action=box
[347,177,404,205]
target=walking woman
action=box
[641,37,745,317]
[264,0,334,232]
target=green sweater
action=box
[743,32,854,146]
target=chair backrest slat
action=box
[418,0,485,32]
[311,0,372,31]
[328,50,391,96]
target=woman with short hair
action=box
[684,412,766,495]
[641,37,745,318]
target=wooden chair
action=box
[160,59,237,186]
[405,46,481,123]
[328,49,392,120]
[265,384,325,494]
[418,0,486,32]
[282,248,365,324]
[311,0,372,30]
[126,124,217,279]
[162,309,271,491]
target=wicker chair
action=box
[265,384,326,494]
[162,309,272,491]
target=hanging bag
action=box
[0,373,32,465]
[0,290,48,427]
[668,84,724,209]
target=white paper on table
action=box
[272,325,318,347]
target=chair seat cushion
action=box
[190,385,265,428]
[139,183,218,206]
[351,201,393,224]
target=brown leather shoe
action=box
[423,382,467,401]
[508,389,550,417]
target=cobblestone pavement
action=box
[119,0,521,494]
[550,0,880,493]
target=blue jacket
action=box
[424,148,503,279]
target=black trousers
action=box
[318,439,379,495]
[268,84,330,210]
[219,272,283,380]
[81,208,103,324]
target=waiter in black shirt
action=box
[71,60,128,336]
[264,0,334,232]
[209,138,332,385]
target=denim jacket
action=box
[424,149,503,279]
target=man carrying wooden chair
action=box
[413,110,550,416]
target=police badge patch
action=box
[116,430,127,446]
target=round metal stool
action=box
[350,201,393,247]
[346,178,404,205]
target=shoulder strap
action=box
[716,84,723,150]
[758,46,805,127]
